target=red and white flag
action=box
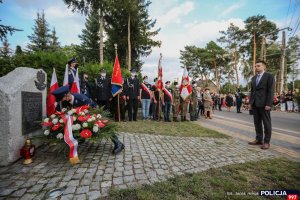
[63,64,69,86]
[46,68,59,116]
[156,54,163,91]
[180,66,192,100]
[70,69,80,93]
[62,114,79,164]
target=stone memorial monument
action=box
[0,67,47,166]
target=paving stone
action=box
[11,188,27,197]
[75,186,89,194]
[63,186,76,195]
[87,191,101,200]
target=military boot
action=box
[111,136,125,154]
[173,117,178,122]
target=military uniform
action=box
[180,94,191,122]
[95,75,111,110]
[162,83,173,122]
[172,87,180,122]
[189,86,198,121]
[126,76,139,121]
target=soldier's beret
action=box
[174,81,178,85]
[143,75,148,80]
[154,77,158,82]
[165,81,170,84]
[192,81,196,84]
[52,85,69,101]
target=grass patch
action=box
[108,157,300,200]
[115,120,227,138]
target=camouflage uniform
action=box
[172,87,180,122]
[189,87,198,121]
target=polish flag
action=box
[63,64,69,86]
[156,54,163,91]
[180,66,192,100]
[47,68,59,116]
[70,69,80,93]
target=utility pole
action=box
[252,31,256,76]
[279,31,286,93]
[99,9,104,66]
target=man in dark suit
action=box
[249,60,274,150]
[126,69,140,121]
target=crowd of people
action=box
[275,91,298,112]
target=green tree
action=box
[287,35,300,91]
[78,8,100,63]
[0,38,13,76]
[49,27,60,51]
[15,45,23,55]
[27,11,51,51]
[242,15,278,75]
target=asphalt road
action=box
[197,108,300,161]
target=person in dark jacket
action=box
[95,69,111,111]
[225,93,233,112]
[126,69,140,121]
[248,60,274,150]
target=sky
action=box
[1,0,300,84]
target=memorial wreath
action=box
[39,106,117,164]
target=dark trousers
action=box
[152,102,157,120]
[164,102,171,121]
[252,107,272,143]
[98,100,110,111]
[128,98,138,121]
[218,104,222,111]
[112,98,125,122]
[236,101,242,112]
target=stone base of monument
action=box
[0,67,47,166]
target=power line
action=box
[291,19,300,37]
[288,0,300,29]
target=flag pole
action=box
[158,53,162,121]
[114,43,121,122]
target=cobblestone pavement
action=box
[0,133,278,200]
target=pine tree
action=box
[77,8,100,62]
[15,45,23,55]
[0,38,11,57]
[49,27,60,51]
[27,11,50,51]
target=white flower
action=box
[61,108,67,112]
[76,124,81,130]
[44,130,50,135]
[93,126,99,133]
[73,116,77,121]
[96,114,102,119]
[87,118,92,122]
[83,122,88,128]
[84,109,89,114]
[79,112,85,116]
[72,125,77,131]
[44,118,49,123]
[72,109,76,113]
[68,110,73,115]
[50,114,56,119]
[91,116,96,121]
[52,118,58,124]
[56,133,64,139]
[59,119,64,123]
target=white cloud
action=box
[142,18,245,81]
[156,1,195,27]
[220,1,245,17]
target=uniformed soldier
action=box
[81,73,92,98]
[95,69,111,111]
[67,58,79,89]
[52,86,124,154]
[190,81,198,121]
[162,81,173,122]
[126,69,140,121]
[172,82,180,122]
[180,87,191,122]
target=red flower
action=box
[75,105,90,114]
[80,129,92,138]
[96,121,105,128]
[78,114,91,122]
[51,123,61,131]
